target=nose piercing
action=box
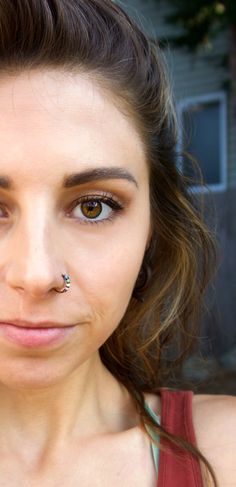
[54,274,71,293]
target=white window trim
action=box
[177,91,227,192]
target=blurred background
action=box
[117,0,236,394]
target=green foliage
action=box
[159,0,236,50]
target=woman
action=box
[0,0,234,485]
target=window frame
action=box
[177,91,227,192]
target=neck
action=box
[0,354,136,464]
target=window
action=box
[178,92,227,191]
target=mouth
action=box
[0,320,76,348]
[0,319,74,328]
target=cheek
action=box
[100,250,141,293]
[76,239,146,326]
[86,209,149,278]
[68,194,151,327]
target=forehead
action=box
[0,69,148,186]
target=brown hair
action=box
[0,0,218,485]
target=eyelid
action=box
[68,191,124,211]
[66,191,125,224]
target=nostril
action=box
[53,274,71,294]
[5,265,66,298]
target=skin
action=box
[0,69,234,486]
[0,69,157,486]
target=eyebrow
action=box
[0,167,139,191]
[63,167,139,189]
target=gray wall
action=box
[204,188,236,357]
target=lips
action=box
[0,319,72,328]
[0,320,76,348]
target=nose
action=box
[3,211,67,299]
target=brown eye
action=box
[69,194,124,224]
[81,201,102,219]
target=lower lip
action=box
[0,323,76,348]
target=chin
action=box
[0,357,73,390]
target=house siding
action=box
[119,0,235,187]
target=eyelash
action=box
[67,192,125,225]
[0,193,125,226]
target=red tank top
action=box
[157,389,204,487]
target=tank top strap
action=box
[157,388,204,487]
[145,402,160,473]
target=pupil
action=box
[82,201,102,219]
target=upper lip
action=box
[0,320,74,329]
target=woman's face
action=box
[0,69,151,388]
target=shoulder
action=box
[192,393,236,486]
[192,392,236,440]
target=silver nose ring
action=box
[54,274,71,293]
